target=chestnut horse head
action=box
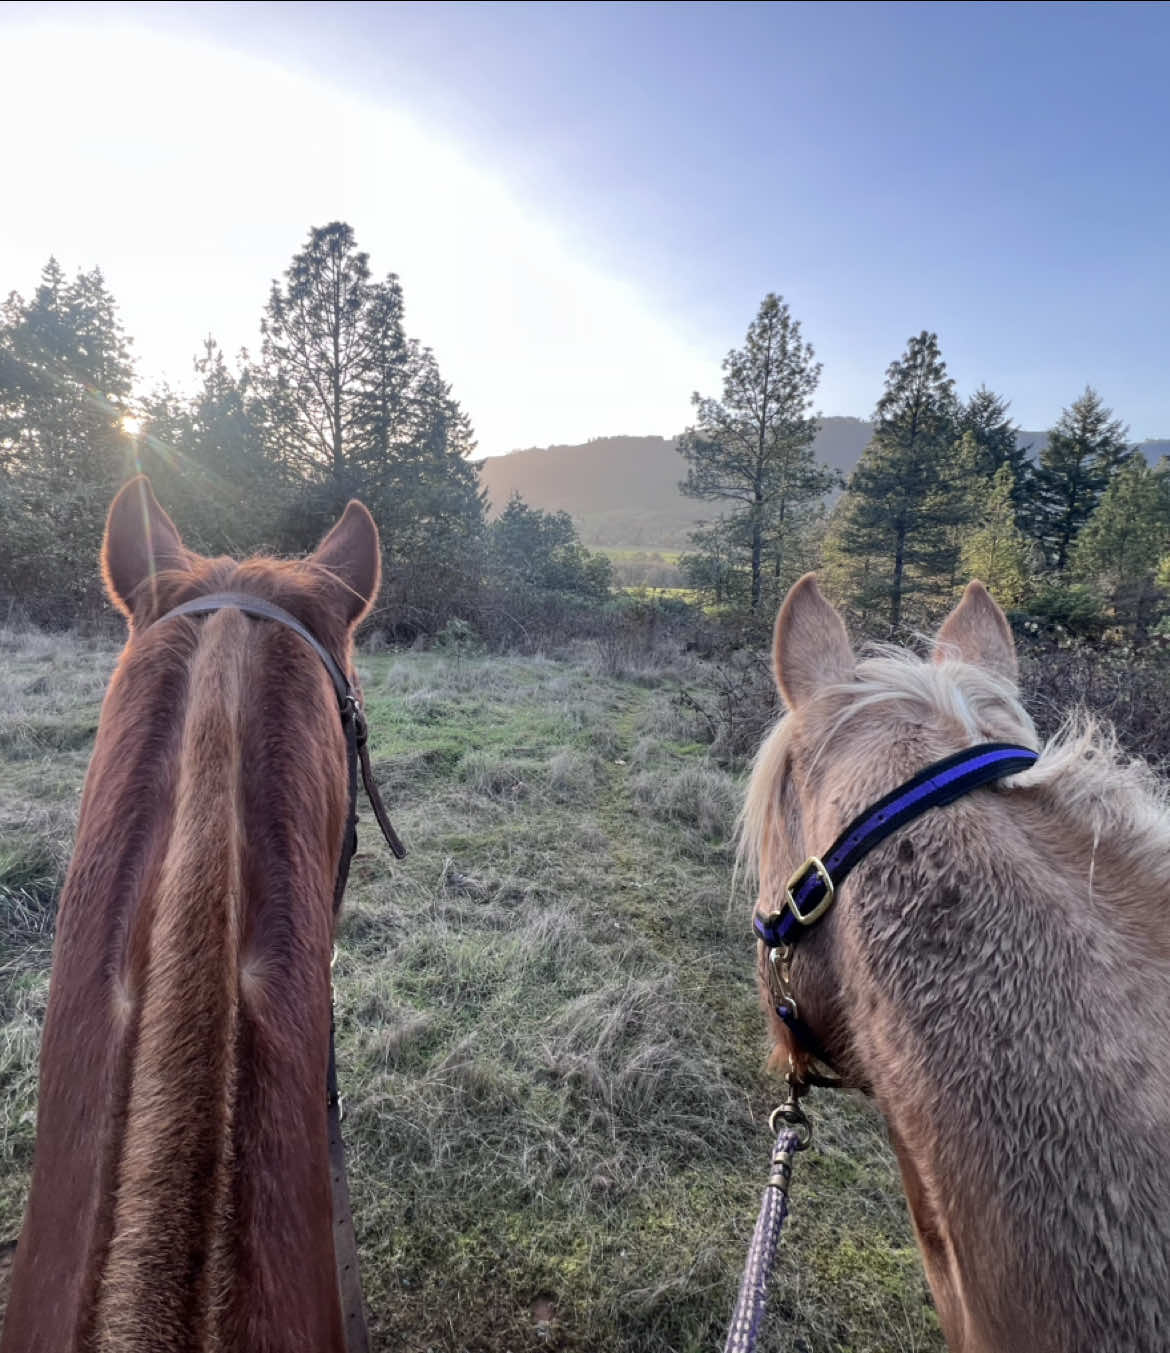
[742,574,1170,1353]
[4,477,380,1352]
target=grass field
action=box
[0,627,942,1352]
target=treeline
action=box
[679,296,1168,641]
[4,246,1165,652]
[0,224,611,639]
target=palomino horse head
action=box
[4,477,380,1353]
[743,575,1170,1353]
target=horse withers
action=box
[742,574,1170,1352]
[3,477,380,1352]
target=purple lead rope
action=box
[723,1127,802,1353]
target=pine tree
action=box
[923,430,986,598]
[1156,551,1170,616]
[0,259,135,621]
[257,222,374,512]
[820,494,889,631]
[1071,458,1170,637]
[1031,388,1132,571]
[255,223,486,627]
[960,465,1034,606]
[679,517,751,607]
[373,345,487,625]
[489,494,611,600]
[139,339,281,554]
[352,277,411,471]
[958,385,1034,527]
[677,294,833,613]
[827,331,962,629]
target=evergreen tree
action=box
[923,429,985,598]
[1155,550,1170,621]
[958,385,1033,526]
[1071,458,1170,637]
[1031,388,1132,571]
[374,345,487,626]
[827,331,962,629]
[254,222,486,628]
[677,293,833,613]
[820,493,889,631]
[0,259,135,621]
[139,339,282,554]
[679,517,751,607]
[489,494,611,599]
[257,222,374,513]
[960,465,1033,606]
[352,277,412,471]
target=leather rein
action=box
[153,591,407,1353]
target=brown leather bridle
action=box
[153,591,407,1353]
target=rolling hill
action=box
[477,425,1170,551]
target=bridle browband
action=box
[152,589,407,1353]
[155,590,407,871]
[754,741,1039,1082]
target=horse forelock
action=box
[739,646,1035,889]
[744,641,1170,912]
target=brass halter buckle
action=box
[784,855,835,925]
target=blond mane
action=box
[739,645,1170,887]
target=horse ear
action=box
[773,573,854,709]
[102,476,188,619]
[310,500,381,628]
[933,580,1017,684]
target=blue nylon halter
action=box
[754,741,1039,951]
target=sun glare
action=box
[121,414,143,437]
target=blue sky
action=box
[2,1,1167,450]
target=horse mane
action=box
[739,644,1170,888]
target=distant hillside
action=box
[477,426,1170,551]
[476,420,874,549]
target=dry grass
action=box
[0,628,941,1352]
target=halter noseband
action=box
[755,741,1038,1077]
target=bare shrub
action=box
[673,648,779,766]
[1019,635,1170,771]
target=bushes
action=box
[1018,631,1170,768]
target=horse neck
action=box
[840,785,1170,1351]
[8,610,348,1352]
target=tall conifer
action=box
[677,294,832,613]
[829,331,961,628]
[1031,388,1131,570]
[1071,458,1170,637]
